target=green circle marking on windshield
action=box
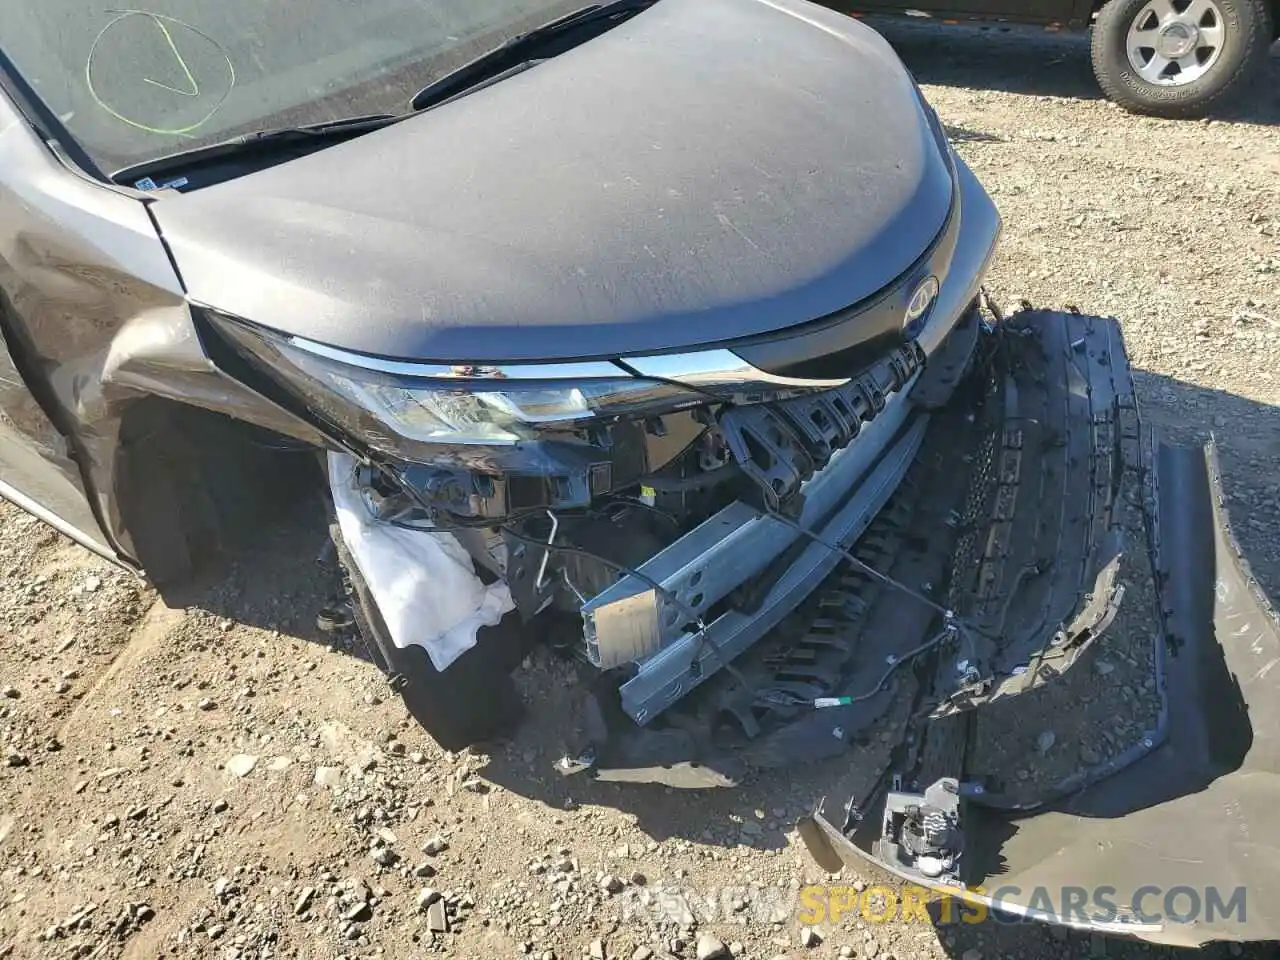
[85,10,236,137]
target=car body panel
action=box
[3,6,1280,947]
[0,90,333,570]
[0,90,180,564]
[149,0,954,363]
[0,0,962,575]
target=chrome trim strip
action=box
[623,348,850,390]
[917,156,1001,357]
[0,477,117,563]
[287,335,852,392]
[287,336,631,380]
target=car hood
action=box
[152,0,954,363]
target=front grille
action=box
[718,342,923,513]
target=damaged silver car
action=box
[2,0,1276,949]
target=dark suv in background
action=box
[821,0,1276,116]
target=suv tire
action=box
[1091,0,1272,117]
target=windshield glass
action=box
[0,1,588,175]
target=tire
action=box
[332,526,531,751]
[1090,0,1273,118]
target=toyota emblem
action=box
[903,276,940,337]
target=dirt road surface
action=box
[1,24,1277,960]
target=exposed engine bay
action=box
[323,304,1280,949]
[327,304,1144,792]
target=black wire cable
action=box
[764,509,960,623]
[754,621,958,709]
[375,463,702,626]
[376,460,981,698]
[753,507,997,711]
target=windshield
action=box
[0,1,588,175]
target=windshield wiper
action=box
[110,2,657,186]
[410,0,655,111]
[110,113,406,186]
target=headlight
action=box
[206,314,709,454]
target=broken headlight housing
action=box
[207,313,711,455]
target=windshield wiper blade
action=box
[111,113,406,186]
[410,0,654,111]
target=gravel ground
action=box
[1,23,1278,960]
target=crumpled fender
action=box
[97,306,328,446]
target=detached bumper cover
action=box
[799,314,1280,948]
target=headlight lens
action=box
[209,314,708,453]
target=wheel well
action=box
[114,397,325,588]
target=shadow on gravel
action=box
[1136,370,1280,602]
[852,17,1280,126]
[156,485,372,665]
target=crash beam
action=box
[581,372,927,723]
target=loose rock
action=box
[225,754,258,777]
[293,887,315,915]
[344,901,372,923]
[416,888,441,910]
[601,874,624,895]
[426,899,448,933]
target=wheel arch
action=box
[112,394,324,588]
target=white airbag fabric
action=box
[328,452,515,672]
